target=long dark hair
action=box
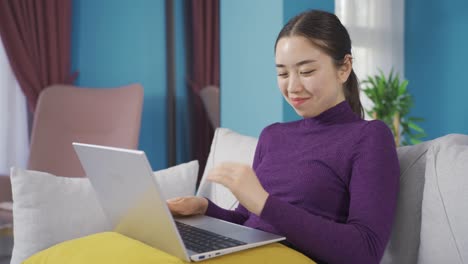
[275,10,364,118]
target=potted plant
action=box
[361,70,426,146]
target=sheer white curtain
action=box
[0,36,29,175]
[336,0,405,119]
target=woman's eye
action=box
[300,70,315,75]
[277,73,288,78]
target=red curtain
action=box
[187,0,220,183]
[0,0,74,112]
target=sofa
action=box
[7,128,468,264]
[197,128,468,264]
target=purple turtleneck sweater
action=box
[205,101,400,264]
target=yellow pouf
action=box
[24,232,316,264]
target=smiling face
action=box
[275,36,351,118]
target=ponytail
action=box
[344,70,363,118]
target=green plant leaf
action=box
[362,68,426,145]
[410,138,423,145]
[398,80,408,96]
[408,121,424,132]
[409,117,425,122]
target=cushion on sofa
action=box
[196,128,258,210]
[380,140,432,264]
[23,232,315,264]
[417,142,468,263]
[10,160,198,264]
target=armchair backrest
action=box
[199,85,220,128]
[27,84,143,177]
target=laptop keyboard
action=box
[175,221,247,253]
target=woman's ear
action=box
[338,54,353,84]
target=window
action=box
[336,0,405,119]
[0,36,29,175]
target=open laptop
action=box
[72,142,285,262]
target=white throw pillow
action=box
[196,128,258,209]
[155,161,198,200]
[418,143,468,264]
[10,160,198,264]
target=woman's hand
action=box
[167,196,208,217]
[207,162,269,216]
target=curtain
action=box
[0,36,29,175]
[335,0,405,119]
[0,0,74,112]
[186,0,220,183]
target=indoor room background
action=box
[1,0,467,174]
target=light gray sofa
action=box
[4,128,468,264]
[382,134,468,264]
[198,129,468,264]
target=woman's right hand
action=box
[167,196,209,217]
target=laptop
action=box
[72,142,285,262]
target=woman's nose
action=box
[287,76,303,93]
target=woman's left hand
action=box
[206,162,269,216]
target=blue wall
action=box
[220,0,284,137]
[282,0,335,122]
[220,0,336,136]
[69,0,467,171]
[72,0,168,170]
[405,0,468,139]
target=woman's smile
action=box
[290,97,310,107]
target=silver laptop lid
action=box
[72,142,190,262]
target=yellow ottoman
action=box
[24,232,316,264]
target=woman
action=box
[168,10,399,264]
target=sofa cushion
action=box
[10,161,198,264]
[196,128,258,209]
[381,134,468,264]
[417,141,468,263]
[380,140,432,264]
